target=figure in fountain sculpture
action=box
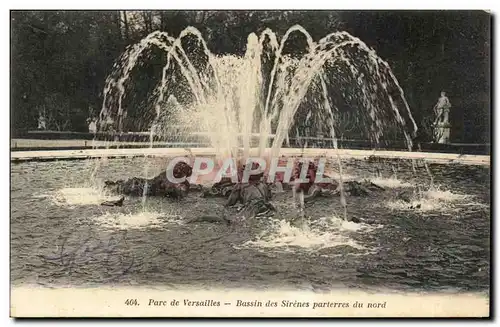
[104,161,193,198]
[433,91,451,144]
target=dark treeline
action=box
[10,10,490,143]
[343,11,491,143]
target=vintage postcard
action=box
[10,9,491,318]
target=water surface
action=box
[10,157,490,293]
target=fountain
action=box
[99,25,418,159]
[97,26,422,219]
[10,23,490,305]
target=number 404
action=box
[125,299,139,306]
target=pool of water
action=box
[10,156,490,293]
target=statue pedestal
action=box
[434,125,451,144]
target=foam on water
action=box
[370,176,413,188]
[241,216,377,252]
[42,187,112,207]
[385,186,479,212]
[424,188,471,201]
[91,210,174,230]
[326,172,357,181]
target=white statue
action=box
[37,113,46,130]
[434,91,451,125]
[88,118,97,134]
[432,91,451,143]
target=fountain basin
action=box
[11,155,490,293]
[10,147,490,166]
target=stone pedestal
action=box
[434,125,451,144]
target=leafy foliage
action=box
[11,10,490,143]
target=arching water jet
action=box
[99,25,419,221]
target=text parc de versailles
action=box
[148,299,352,309]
